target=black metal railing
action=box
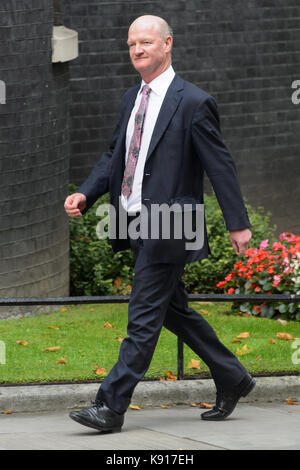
[1,294,299,379]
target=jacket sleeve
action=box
[191,96,251,231]
[77,99,126,214]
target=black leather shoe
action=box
[201,373,256,421]
[69,402,124,432]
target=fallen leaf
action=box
[236,344,253,355]
[276,333,294,341]
[160,405,172,408]
[104,322,114,329]
[277,319,287,326]
[19,315,24,319]
[286,398,300,405]
[129,405,142,410]
[56,357,66,364]
[231,338,242,343]
[256,356,262,361]
[48,325,60,330]
[114,277,122,289]
[16,340,28,346]
[198,403,213,409]
[94,366,107,376]
[90,308,94,312]
[116,336,123,343]
[200,309,210,315]
[44,346,60,352]
[165,370,177,381]
[60,307,68,312]
[3,411,12,415]
[269,338,276,344]
[190,403,197,407]
[237,332,251,339]
[187,358,201,370]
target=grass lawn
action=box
[0,302,299,385]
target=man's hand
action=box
[229,228,252,256]
[64,192,87,218]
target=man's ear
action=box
[164,35,173,53]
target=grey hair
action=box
[161,20,173,39]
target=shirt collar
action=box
[139,65,175,97]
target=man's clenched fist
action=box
[229,228,252,256]
[64,193,87,218]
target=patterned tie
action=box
[121,84,151,197]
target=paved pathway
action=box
[0,402,299,450]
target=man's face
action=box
[127,23,171,78]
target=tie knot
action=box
[142,84,151,96]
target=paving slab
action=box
[0,403,299,450]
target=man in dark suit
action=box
[64,15,255,433]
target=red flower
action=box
[256,264,265,272]
[234,261,243,269]
[227,288,235,294]
[216,281,227,288]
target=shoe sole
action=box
[69,412,122,433]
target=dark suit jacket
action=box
[78,74,251,264]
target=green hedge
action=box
[69,184,276,295]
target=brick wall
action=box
[0,0,70,317]
[63,0,300,235]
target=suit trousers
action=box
[95,230,248,415]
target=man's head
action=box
[127,15,173,83]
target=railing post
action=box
[177,335,184,380]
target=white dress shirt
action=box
[121,65,176,215]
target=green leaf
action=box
[263,282,273,291]
[288,303,297,314]
[260,305,275,318]
[278,304,288,314]
[240,302,250,313]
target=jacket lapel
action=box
[115,85,139,159]
[145,74,184,163]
